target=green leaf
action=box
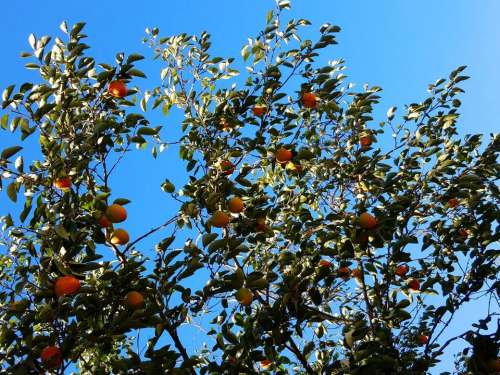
[128,68,147,78]
[241,45,251,61]
[127,54,145,64]
[7,183,18,202]
[71,22,86,37]
[137,127,158,136]
[266,10,274,24]
[1,146,22,160]
[2,85,15,102]
[202,233,218,247]
[208,239,227,253]
[113,198,131,206]
[1,114,8,129]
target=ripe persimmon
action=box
[275,147,293,164]
[124,291,144,309]
[408,279,420,291]
[110,228,130,245]
[395,264,409,277]
[228,197,245,213]
[211,211,230,228]
[54,275,80,297]
[359,212,378,229]
[417,334,429,345]
[53,177,71,190]
[359,135,373,148]
[108,80,127,98]
[252,104,267,117]
[105,204,127,223]
[301,92,317,109]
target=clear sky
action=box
[1,1,499,373]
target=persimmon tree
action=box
[0,2,499,374]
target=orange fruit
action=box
[255,217,267,232]
[301,92,317,109]
[416,334,429,345]
[108,80,127,98]
[110,229,130,245]
[447,198,459,208]
[252,104,267,117]
[395,264,409,277]
[228,197,245,213]
[359,212,377,229]
[41,346,62,368]
[359,136,373,148]
[338,266,351,280]
[98,214,112,228]
[275,147,293,164]
[408,279,420,291]
[211,211,230,228]
[318,260,332,268]
[220,160,235,175]
[54,276,80,297]
[124,291,144,309]
[53,177,71,190]
[105,204,127,223]
[235,287,253,306]
[260,359,272,369]
[351,268,363,279]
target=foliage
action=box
[0,3,498,374]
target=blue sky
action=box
[1,1,499,373]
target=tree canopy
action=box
[0,2,498,374]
